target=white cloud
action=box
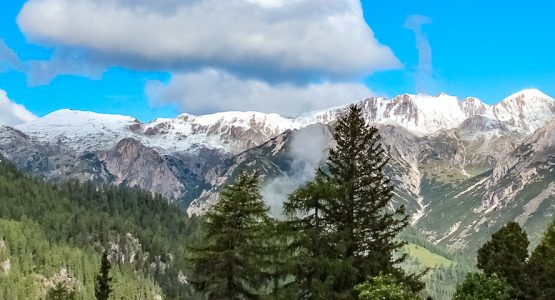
[0,90,37,126]
[0,39,105,86]
[262,124,329,215]
[404,15,433,93]
[147,69,372,116]
[17,0,401,79]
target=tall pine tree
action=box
[283,105,422,298]
[189,172,273,299]
[94,251,112,300]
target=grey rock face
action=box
[97,138,185,200]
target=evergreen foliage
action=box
[453,273,513,300]
[282,105,422,298]
[526,219,555,299]
[0,219,162,299]
[476,222,529,298]
[420,263,475,300]
[189,172,273,299]
[0,156,201,299]
[94,251,112,300]
[282,171,339,298]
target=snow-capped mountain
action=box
[1,89,555,255]
[139,111,302,154]
[16,109,139,152]
[489,89,555,134]
[14,89,553,156]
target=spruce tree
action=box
[476,222,529,298]
[189,172,272,299]
[326,105,412,290]
[94,251,112,300]
[526,219,555,299]
[283,105,421,298]
[282,171,340,299]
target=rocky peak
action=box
[490,89,555,134]
[97,138,184,199]
[379,93,467,134]
[142,111,301,154]
[113,138,147,162]
[460,97,489,117]
[521,119,555,151]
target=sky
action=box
[0,0,554,123]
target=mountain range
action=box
[1,88,554,255]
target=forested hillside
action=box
[0,156,202,299]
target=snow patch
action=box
[452,176,489,199]
[435,221,462,244]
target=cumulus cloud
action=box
[17,0,401,79]
[404,15,433,93]
[0,39,105,85]
[146,69,372,116]
[0,89,37,126]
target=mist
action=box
[261,124,331,216]
[404,15,433,94]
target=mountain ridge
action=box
[12,88,554,155]
[1,88,555,256]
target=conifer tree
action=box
[189,172,272,299]
[46,282,76,300]
[526,219,555,299]
[476,221,529,298]
[283,105,421,298]
[94,251,112,300]
[282,171,340,299]
[326,105,412,290]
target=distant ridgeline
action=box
[0,155,202,299]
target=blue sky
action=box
[0,0,554,122]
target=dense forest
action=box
[0,154,203,298]
[1,104,555,299]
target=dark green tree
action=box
[326,105,414,291]
[453,273,513,300]
[94,251,113,300]
[0,156,200,299]
[283,105,421,298]
[46,282,76,300]
[477,222,529,298]
[526,219,555,299]
[189,172,272,300]
[282,171,340,299]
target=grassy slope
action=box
[404,243,454,268]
